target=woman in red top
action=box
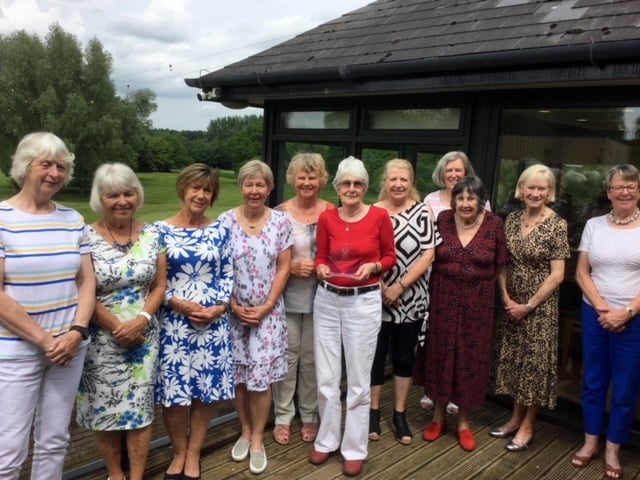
[308,156,396,477]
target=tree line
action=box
[0,24,263,194]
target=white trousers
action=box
[312,287,381,461]
[0,345,87,480]
[272,311,319,425]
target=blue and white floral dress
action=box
[154,220,235,406]
[77,223,163,430]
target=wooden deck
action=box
[66,384,640,480]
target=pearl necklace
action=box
[608,208,640,225]
[455,214,480,229]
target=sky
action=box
[0,0,372,131]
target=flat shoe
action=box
[446,402,459,415]
[505,437,531,452]
[231,437,250,461]
[249,448,267,474]
[571,451,599,468]
[163,473,182,480]
[458,429,477,451]
[604,463,623,479]
[488,425,518,438]
[272,424,290,445]
[301,422,319,443]
[309,449,331,465]
[343,459,364,477]
[423,420,446,442]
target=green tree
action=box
[0,24,156,191]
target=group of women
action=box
[0,131,638,480]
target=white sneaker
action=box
[419,394,434,410]
[446,402,459,414]
[231,437,250,461]
[249,448,268,474]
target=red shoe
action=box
[343,459,364,476]
[309,449,330,465]
[423,421,446,441]
[458,429,477,451]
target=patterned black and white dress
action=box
[382,201,441,325]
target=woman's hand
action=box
[353,262,378,281]
[598,307,629,332]
[112,317,147,347]
[503,297,528,325]
[316,264,331,280]
[291,259,315,278]
[382,282,403,306]
[233,304,272,327]
[189,304,226,328]
[46,332,82,367]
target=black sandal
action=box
[392,410,412,445]
[369,408,381,441]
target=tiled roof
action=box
[188,0,640,88]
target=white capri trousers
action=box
[0,344,87,480]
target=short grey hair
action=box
[10,132,75,187]
[89,163,145,214]
[237,159,274,190]
[431,151,475,189]
[332,156,369,190]
[605,164,640,190]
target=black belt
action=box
[319,281,380,296]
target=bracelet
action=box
[138,311,152,324]
[216,300,230,313]
[374,262,381,274]
[524,302,534,313]
[399,279,407,290]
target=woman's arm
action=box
[0,258,58,352]
[113,252,168,345]
[384,247,435,305]
[575,252,608,312]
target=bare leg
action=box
[604,440,622,478]
[572,433,600,466]
[457,407,471,431]
[432,402,446,425]
[498,402,525,431]
[233,384,252,442]
[513,404,537,445]
[248,389,272,452]
[95,431,125,480]
[163,405,189,475]
[393,376,411,412]
[126,426,153,480]
[183,400,216,478]
[370,385,382,410]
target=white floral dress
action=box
[218,209,293,391]
[76,224,162,430]
[154,220,235,406]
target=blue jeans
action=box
[581,301,640,444]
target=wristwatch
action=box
[216,300,230,313]
[626,306,636,318]
[69,324,89,340]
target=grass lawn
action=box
[0,170,377,224]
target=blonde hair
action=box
[515,164,556,203]
[285,153,329,187]
[378,158,420,202]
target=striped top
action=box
[0,200,90,359]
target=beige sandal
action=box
[301,422,319,442]
[272,424,291,445]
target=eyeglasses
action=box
[609,185,639,193]
[338,180,366,189]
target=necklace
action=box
[455,213,480,229]
[608,208,640,225]
[523,210,547,228]
[240,208,267,229]
[106,219,133,253]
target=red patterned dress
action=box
[414,209,509,409]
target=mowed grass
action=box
[0,169,372,224]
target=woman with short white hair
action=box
[309,156,396,477]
